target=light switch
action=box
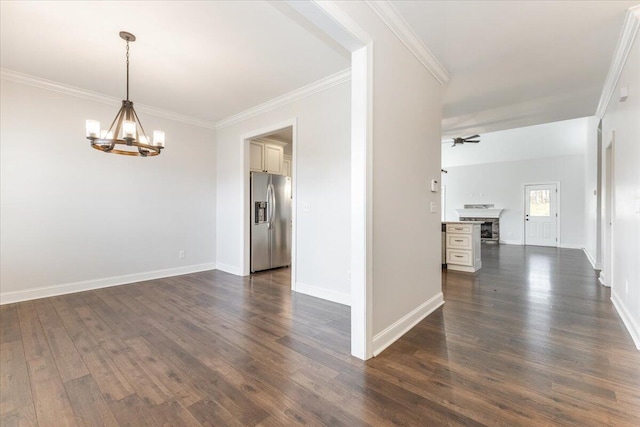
[620,86,629,102]
[430,202,437,213]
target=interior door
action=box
[525,184,557,247]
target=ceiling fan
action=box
[444,134,480,147]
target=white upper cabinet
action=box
[250,142,265,172]
[264,144,283,174]
[250,139,287,175]
[282,155,292,177]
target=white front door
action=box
[525,184,557,247]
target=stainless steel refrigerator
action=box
[251,172,291,273]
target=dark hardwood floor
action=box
[2,245,639,426]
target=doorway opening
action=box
[524,183,558,247]
[602,134,615,287]
[242,121,296,292]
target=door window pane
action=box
[529,190,550,216]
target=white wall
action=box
[0,79,216,303]
[337,2,444,352]
[442,117,592,248]
[442,156,586,247]
[215,82,352,304]
[601,28,640,349]
[442,117,590,168]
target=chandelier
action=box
[85,32,165,157]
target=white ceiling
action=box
[0,1,349,123]
[2,1,636,138]
[392,0,638,138]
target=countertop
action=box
[443,221,485,224]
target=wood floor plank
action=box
[99,337,171,406]
[0,404,38,427]
[0,305,22,344]
[0,340,36,419]
[41,325,89,383]
[29,377,78,427]
[107,394,159,427]
[15,302,78,427]
[15,303,49,361]
[64,375,119,427]
[51,298,135,401]
[123,336,201,407]
[2,245,639,426]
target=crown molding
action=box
[0,68,216,129]
[214,68,351,130]
[364,0,450,85]
[596,6,640,119]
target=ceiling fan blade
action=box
[464,134,480,140]
[451,143,457,147]
[465,140,480,143]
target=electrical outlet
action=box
[430,202,437,213]
[303,203,311,212]
[179,250,185,259]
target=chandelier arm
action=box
[109,102,124,139]
[131,107,151,144]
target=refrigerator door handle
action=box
[267,184,274,230]
[270,183,277,230]
[271,184,277,229]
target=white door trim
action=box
[522,182,560,247]
[601,133,615,287]
[291,1,373,360]
[242,2,374,360]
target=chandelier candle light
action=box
[85,32,165,157]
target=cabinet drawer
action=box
[446,224,473,234]
[447,234,472,250]
[447,249,472,266]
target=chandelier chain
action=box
[126,40,130,101]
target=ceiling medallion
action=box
[85,31,165,157]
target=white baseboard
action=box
[583,248,599,270]
[0,263,217,305]
[559,243,583,250]
[611,291,640,350]
[598,271,610,287]
[499,239,522,245]
[372,292,444,356]
[294,282,350,306]
[215,262,244,276]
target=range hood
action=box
[455,204,503,219]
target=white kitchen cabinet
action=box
[250,141,265,172]
[282,155,292,177]
[249,140,286,175]
[264,144,283,174]
[445,222,482,272]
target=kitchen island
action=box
[443,221,483,272]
